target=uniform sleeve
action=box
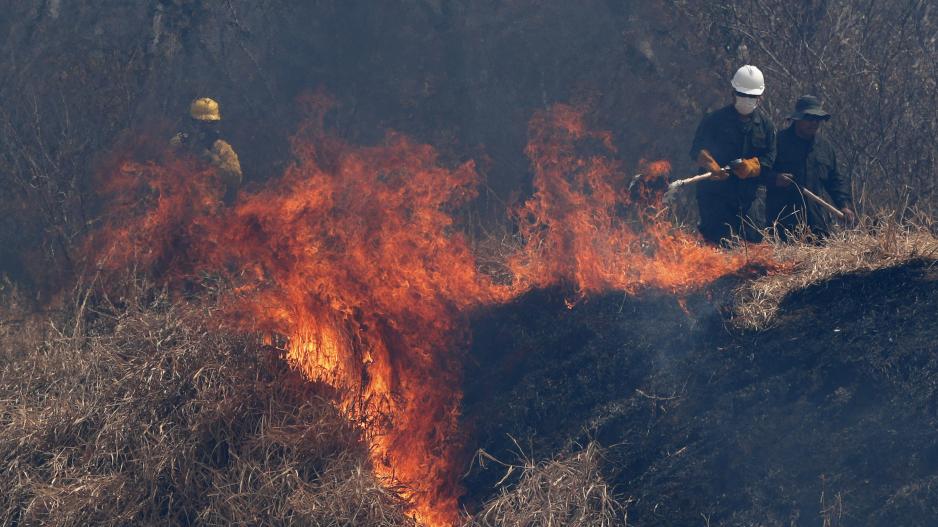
[689,113,713,163]
[757,120,777,171]
[211,139,243,189]
[755,122,777,185]
[823,148,852,208]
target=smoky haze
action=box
[0,1,719,288]
[3,2,937,288]
[3,3,938,526]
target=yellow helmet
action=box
[189,97,221,121]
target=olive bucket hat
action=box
[790,95,831,120]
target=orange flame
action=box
[509,104,756,298]
[639,158,672,178]
[89,98,770,526]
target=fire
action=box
[288,321,344,384]
[89,98,768,526]
[509,104,757,298]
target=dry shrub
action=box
[465,442,627,527]
[0,281,414,527]
[734,216,938,330]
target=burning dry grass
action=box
[0,283,415,527]
[466,443,626,527]
[734,216,938,330]
[82,100,760,524]
[0,280,633,526]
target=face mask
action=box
[735,96,759,115]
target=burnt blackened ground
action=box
[462,261,938,526]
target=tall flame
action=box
[509,104,756,297]
[89,99,768,526]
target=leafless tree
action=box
[675,0,938,216]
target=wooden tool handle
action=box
[781,175,844,219]
[801,188,845,219]
[668,171,713,189]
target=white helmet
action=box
[731,65,765,95]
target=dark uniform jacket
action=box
[688,104,777,243]
[766,125,851,236]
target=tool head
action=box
[663,182,682,202]
[627,173,644,194]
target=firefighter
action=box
[171,97,242,204]
[689,65,777,245]
[766,95,855,239]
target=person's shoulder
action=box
[700,104,734,126]
[212,138,236,152]
[777,124,796,140]
[812,133,837,156]
[753,107,776,130]
[709,104,735,118]
[212,139,241,166]
[813,132,833,147]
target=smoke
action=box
[87,96,768,526]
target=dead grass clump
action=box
[0,284,414,526]
[466,442,627,527]
[734,216,938,330]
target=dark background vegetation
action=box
[4,0,936,295]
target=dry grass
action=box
[1,276,632,527]
[0,281,415,527]
[465,442,627,527]
[734,216,938,330]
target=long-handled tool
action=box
[664,158,742,200]
[779,174,844,220]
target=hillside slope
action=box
[464,261,938,526]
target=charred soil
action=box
[463,261,938,526]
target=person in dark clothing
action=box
[689,65,777,245]
[766,95,855,240]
